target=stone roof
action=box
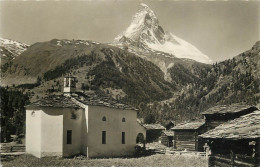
[72,92,137,110]
[26,95,83,109]
[162,130,174,136]
[171,120,205,130]
[27,92,137,110]
[201,104,257,115]
[199,110,260,139]
[142,124,165,130]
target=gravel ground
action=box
[1,154,208,167]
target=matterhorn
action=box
[115,3,212,64]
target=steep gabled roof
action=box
[142,124,165,130]
[26,95,83,109]
[199,110,260,139]
[171,120,205,130]
[26,92,137,111]
[201,104,257,115]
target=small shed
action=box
[202,104,258,131]
[142,124,165,143]
[171,120,206,151]
[199,110,260,167]
[160,130,174,147]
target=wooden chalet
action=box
[202,104,258,132]
[171,120,206,151]
[199,110,260,167]
[142,124,165,143]
[160,130,174,147]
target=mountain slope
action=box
[134,41,259,125]
[1,38,258,124]
[0,38,28,64]
[114,3,212,64]
[1,39,174,103]
[163,41,260,123]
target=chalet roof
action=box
[171,120,205,130]
[201,104,256,115]
[199,110,260,139]
[142,124,165,130]
[162,130,174,136]
[26,95,83,109]
[27,92,137,110]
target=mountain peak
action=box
[114,3,161,42]
[114,4,212,64]
[0,37,28,63]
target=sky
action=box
[0,0,259,62]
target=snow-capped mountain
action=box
[115,3,212,64]
[0,38,29,63]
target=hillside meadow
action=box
[1,154,208,167]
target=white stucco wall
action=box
[81,106,88,155]
[26,107,83,158]
[26,110,42,158]
[40,108,63,157]
[136,123,147,142]
[62,108,83,157]
[26,103,145,158]
[85,106,139,157]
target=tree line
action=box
[0,87,29,142]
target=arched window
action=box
[122,117,126,122]
[102,116,106,121]
[31,111,35,117]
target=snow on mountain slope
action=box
[115,3,212,64]
[147,33,212,64]
[0,38,29,62]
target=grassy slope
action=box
[1,154,208,167]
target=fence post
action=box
[230,150,235,167]
[203,143,209,160]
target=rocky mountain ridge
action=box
[0,38,28,64]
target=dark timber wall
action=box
[146,130,163,143]
[161,133,173,147]
[207,139,259,167]
[174,131,198,151]
[204,106,258,131]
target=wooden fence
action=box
[0,144,25,153]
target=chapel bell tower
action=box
[64,75,76,95]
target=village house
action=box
[171,120,206,151]
[171,104,258,152]
[142,124,165,143]
[160,130,174,147]
[158,121,175,147]
[26,76,146,158]
[202,104,258,131]
[199,110,260,167]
